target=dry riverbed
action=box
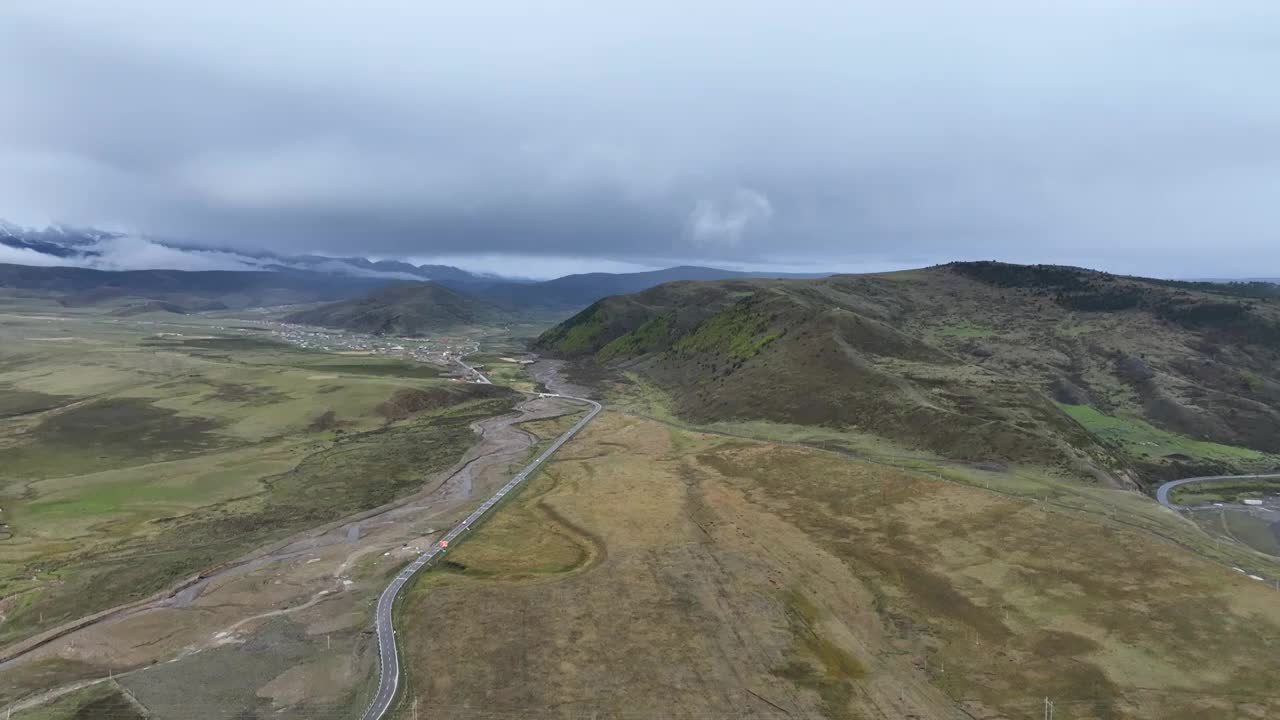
[2,395,583,719]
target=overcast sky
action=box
[2,1,1278,277]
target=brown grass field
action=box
[395,411,1280,720]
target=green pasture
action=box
[1056,402,1270,463]
[0,311,516,647]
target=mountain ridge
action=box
[0,262,397,309]
[282,281,503,335]
[535,262,1280,486]
[473,265,826,309]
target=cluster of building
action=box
[269,323,476,368]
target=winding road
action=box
[360,359,601,720]
[1155,473,1280,510]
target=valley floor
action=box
[5,305,1279,720]
[0,305,581,717]
[2,394,583,718]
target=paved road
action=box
[1155,473,1280,510]
[454,355,491,384]
[359,387,601,720]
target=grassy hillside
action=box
[284,281,502,336]
[394,412,1280,720]
[535,263,1280,485]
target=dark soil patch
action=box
[0,387,71,418]
[72,689,146,720]
[32,397,224,457]
[377,387,459,420]
[174,337,298,352]
[307,409,352,432]
[309,361,442,379]
[376,384,512,421]
[1032,629,1101,657]
[202,381,292,405]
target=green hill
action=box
[535,262,1280,485]
[107,300,190,316]
[474,265,825,309]
[284,281,501,336]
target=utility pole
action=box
[413,696,419,720]
[1044,696,1055,720]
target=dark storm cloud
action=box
[2,1,1278,276]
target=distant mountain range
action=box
[280,266,831,334]
[0,220,483,283]
[0,220,829,317]
[0,263,395,310]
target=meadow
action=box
[1056,403,1272,466]
[0,307,517,649]
[394,411,1280,720]
[602,372,1280,572]
[1169,478,1280,506]
[465,353,545,394]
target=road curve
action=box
[359,388,602,720]
[1155,473,1280,510]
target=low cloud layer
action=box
[2,2,1278,276]
[0,229,281,272]
[0,225,437,278]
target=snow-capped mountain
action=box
[0,221,115,259]
[0,221,481,283]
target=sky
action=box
[2,1,1278,278]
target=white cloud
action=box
[3,2,1279,274]
[0,244,75,267]
[685,189,773,249]
[85,235,263,272]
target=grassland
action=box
[466,353,543,394]
[601,373,1279,589]
[0,309,517,648]
[1217,510,1280,557]
[11,681,145,720]
[393,411,1280,719]
[1057,403,1271,465]
[670,298,779,361]
[1169,478,1280,506]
